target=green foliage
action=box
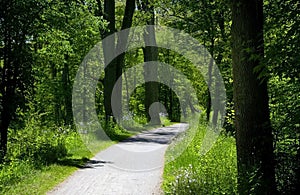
[102,119,133,141]
[7,122,68,165]
[0,160,35,193]
[223,101,235,135]
[163,119,237,194]
[158,0,233,131]
[33,0,102,126]
[269,77,300,193]
[0,119,71,193]
[264,0,300,193]
[161,116,173,127]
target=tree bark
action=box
[141,0,161,125]
[206,56,213,121]
[98,0,135,121]
[295,135,300,192]
[0,1,15,161]
[232,0,277,194]
[101,0,117,121]
[114,0,136,121]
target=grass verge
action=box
[0,132,116,195]
[163,119,238,194]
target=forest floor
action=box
[47,123,188,195]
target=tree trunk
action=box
[0,101,11,161]
[232,0,277,194]
[212,12,226,127]
[114,0,136,121]
[295,135,300,192]
[141,1,160,125]
[101,0,117,121]
[206,56,213,121]
[0,1,14,161]
[98,0,135,121]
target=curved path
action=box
[48,123,188,195]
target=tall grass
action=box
[163,119,238,194]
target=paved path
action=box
[48,123,188,195]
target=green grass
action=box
[2,164,76,195]
[163,120,238,194]
[0,116,174,194]
[0,132,116,195]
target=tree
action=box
[98,0,117,121]
[158,0,232,127]
[138,0,161,124]
[34,0,101,126]
[98,0,135,121]
[0,0,42,161]
[231,0,277,193]
[264,0,300,192]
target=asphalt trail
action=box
[48,123,188,195]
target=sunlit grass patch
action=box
[163,120,238,194]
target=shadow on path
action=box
[121,126,183,145]
[57,158,113,169]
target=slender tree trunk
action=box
[0,106,10,161]
[295,136,300,192]
[212,12,226,127]
[206,56,213,121]
[212,53,224,127]
[204,1,214,122]
[232,0,277,194]
[1,2,13,160]
[101,0,117,121]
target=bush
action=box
[6,119,69,165]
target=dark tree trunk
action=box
[0,99,11,161]
[0,1,14,161]
[206,56,213,121]
[232,0,277,194]
[114,0,136,121]
[50,62,60,125]
[101,0,117,121]
[295,135,300,192]
[0,0,41,161]
[141,0,160,125]
[98,0,135,121]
